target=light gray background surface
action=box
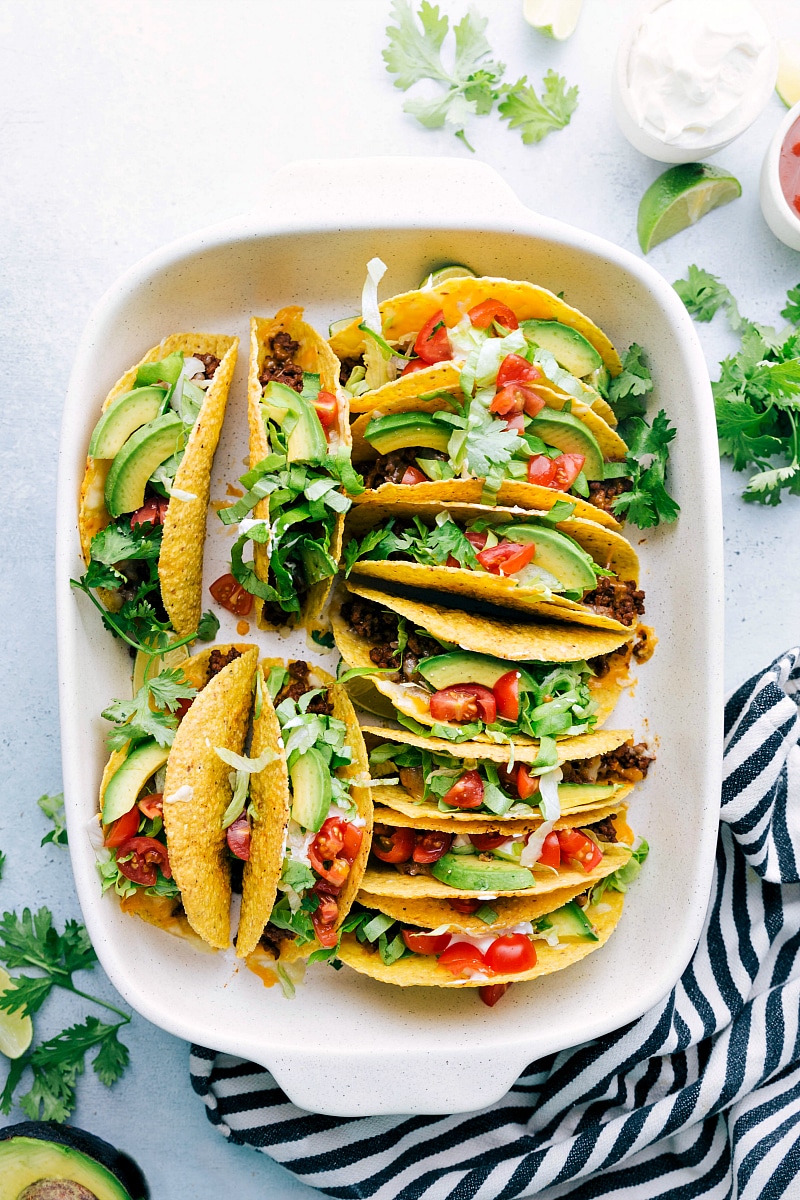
[2,1,799,1197]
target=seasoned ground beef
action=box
[342,596,399,644]
[361,448,446,490]
[275,660,334,715]
[259,923,295,956]
[587,477,632,515]
[259,331,304,392]
[583,578,645,626]
[589,643,631,680]
[561,740,655,785]
[193,352,220,379]
[393,860,432,876]
[583,815,618,843]
[208,646,242,678]
[341,597,440,680]
[339,355,364,386]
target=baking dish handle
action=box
[247,156,528,229]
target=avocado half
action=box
[0,1123,149,1200]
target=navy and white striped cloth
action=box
[191,648,800,1199]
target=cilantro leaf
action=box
[613,411,680,528]
[19,1017,129,1121]
[38,793,68,848]
[0,973,54,1017]
[89,522,161,567]
[673,265,744,328]
[384,0,450,89]
[196,609,220,641]
[102,668,196,751]
[607,343,653,421]
[498,71,578,145]
[780,284,800,327]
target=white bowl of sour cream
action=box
[760,98,800,251]
[613,0,777,163]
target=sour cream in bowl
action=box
[613,0,777,163]
[760,98,800,252]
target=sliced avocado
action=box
[431,851,535,891]
[88,387,167,460]
[417,651,518,692]
[102,739,170,824]
[104,413,184,517]
[522,320,603,378]
[527,409,604,480]
[0,1137,139,1199]
[364,412,451,455]
[262,381,327,463]
[540,899,599,942]
[558,782,620,807]
[290,746,332,833]
[506,525,598,592]
[135,351,184,390]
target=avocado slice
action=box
[364,412,451,456]
[104,413,184,517]
[0,1124,148,1200]
[417,651,527,692]
[526,409,604,480]
[559,782,620,806]
[262,381,327,463]
[102,739,170,824]
[431,851,535,891]
[540,899,599,942]
[504,525,598,592]
[88,387,167,460]
[135,351,184,391]
[522,320,603,378]
[289,746,332,833]
[0,1137,139,1200]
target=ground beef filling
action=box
[259,923,295,955]
[583,578,645,626]
[583,815,618,843]
[561,741,655,785]
[341,597,440,681]
[275,659,334,715]
[259,331,304,392]
[587,477,632,515]
[361,448,447,490]
[193,352,220,379]
[208,646,242,679]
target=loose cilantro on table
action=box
[383,0,577,151]
[38,793,68,848]
[0,907,131,1120]
[674,267,800,505]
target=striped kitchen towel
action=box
[190,647,800,1199]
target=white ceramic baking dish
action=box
[56,157,723,1118]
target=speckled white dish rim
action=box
[55,157,723,1118]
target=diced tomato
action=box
[465,530,488,551]
[401,357,431,376]
[402,929,452,955]
[226,815,251,861]
[490,383,541,417]
[137,793,164,820]
[447,898,483,914]
[413,831,452,864]
[469,833,507,851]
[429,684,496,725]
[468,300,519,330]
[496,355,542,388]
[493,670,520,721]
[209,573,253,616]
[537,831,561,869]
[442,769,485,809]
[311,895,340,948]
[115,836,171,886]
[438,942,492,978]
[527,455,556,486]
[484,934,537,974]
[309,819,352,887]
[341,822,364,862]
[130,498,169,529]
[515,765,539,800]
[479,983,510,1007]
[371,824,415,864]
[551,453,585,489]
[414,311,453,364]
[314,391,339,435]
[505,413,526,433]
[477,542,536,577]
[556,828,603,872]
[104,807,140,848]
[401,466,428,485]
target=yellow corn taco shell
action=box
[362,725,634,765]
[79,333,238,637]
[162,646,259,949]
[248,310,350,633]
[338,889,625,987]
[371,789,631,827]
[355,885,601,934]
[360,842,631,900]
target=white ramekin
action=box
[760,98,800,251]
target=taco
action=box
[234,660,373,960]
[217,308,361,631]
[78,334,238,638]
[331,584,636,743]
[330,271,632,524]
[94,644,258,951]
[343,496,643,631]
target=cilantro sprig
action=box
[102,667,197,752]
[38,793,68,849]
[384,0,577,151]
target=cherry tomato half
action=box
[493,670,521,722]
[209,572,253,616]
[477,542,536,577]
[311,894,340,948]
[556,828,603,872]
[402,929,452,955]
[116,836,171,886]
[490,383,543,418]
[537,831,561,869]
[496,354,542,388]
[479,983,511,1007]
[401,357,431,376]
[412,831,452,864]
[442,769,485,809]
[468,299,519,330]
[314,391,339,435]
[226,815,251,861]
[308,822,352,885]
[371,824,415,864]
[469,833,507,851]
[429,684,497,725]
[515,764,539,801]
[551,453,586,489]
[401,465,428,485]
[414,311,453,364]
[104,807,140,848]
[448,897,484,914]
[137,793,163,820]
[438,942,491,978]
[484,934,537,974]
[130,498,169,529]
[527,455,556,487]
[505,413,526,434]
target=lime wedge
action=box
[329,316,359,337]
[133,638,190,694]
[777,39,800,108]
[523,0,583,40]
[419,264,477,289]
[0,968,32,1059]
[637,163,742,253]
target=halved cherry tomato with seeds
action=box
[130,498,169,529]
[414,311,452,364]
[226,815,251,861]
[401,466,428,485]
[484,934,537,974]
[438,943,492,977]
[469,833,507,851]
[309,818,356,885]
[412,831,452,864]
[115,836,171,886]
[311,895,340,947]
[371,824,415,864]
[515,765,539,800]
[556,828,603,872]
[137,793,163,820]
[468,300,519,330]
[527,455,557,487]
[429,684,496,725]
[442,770,484,809]
[477,542,536,577]
[402,929,452,955]
[493,670,521,721]
[551,453,585,489]
[104,807,140,848]
[209,573,253,616]
[314,391,339,435]
[537,831,561,869]
[496,355,542,388]
[480,983,510,1007]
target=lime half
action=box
[637,163,742,253]
[777,39,800,108]
[419,264,477,289]
[132,638,190,694]
[523,0,583,40]
[0,968,32,1059]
